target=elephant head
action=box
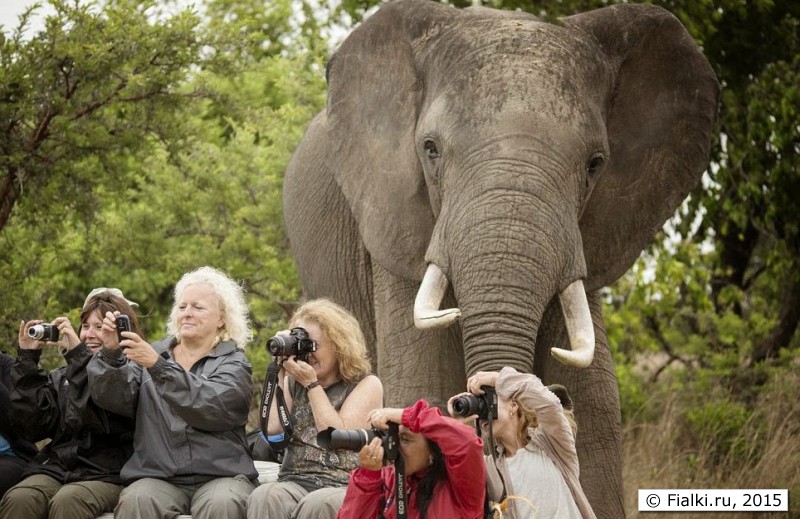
[283,1,718,517]
[323,0,718,374]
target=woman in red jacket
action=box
[336,400,485,519]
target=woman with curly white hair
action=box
[88,266,257,519]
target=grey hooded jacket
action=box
[87,337,257,485]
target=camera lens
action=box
[27,324,59,342]
[329,428,377,451]
[452,394,483,417]
[266,335,295,356]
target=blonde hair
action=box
[166,266,252,349]
[514,399,578,442]
[289,298,371,383]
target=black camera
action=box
[452,386,498,421]
[266,327,316,362]
[115,314,131,345]
[317,423,400,462]
[27,323,59,342]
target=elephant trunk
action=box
[416,182,594,371]
[414,265,594,368]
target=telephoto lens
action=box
[27,323,60,342]
[317,427,381,451]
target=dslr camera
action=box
[27,323,59,342]
[317,423,400,462]
[452,386,498,421]
[266,327,316,362]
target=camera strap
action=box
[390,422,407,519]
[259,360,293,452]
[478,413,508,505]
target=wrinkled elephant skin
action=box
[282,1,719,517]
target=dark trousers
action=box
[0,456,26,498]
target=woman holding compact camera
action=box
[450,368,596,519]
[247,298,382,519]
[0,289,140,519]
[88,266,257,519]
[336,399,486,519]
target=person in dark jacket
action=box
[88,266,257,519]
[0,352,37,497]
[0,289,140,519]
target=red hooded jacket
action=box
[337,400,486,519]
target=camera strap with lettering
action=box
[259,360,293,452]
[390,422,407,519]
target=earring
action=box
[428,454,434,466]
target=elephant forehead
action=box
[423,21,610,123]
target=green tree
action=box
[0,0,328,367]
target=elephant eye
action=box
[423,139,440,160]
[586,152,605,176]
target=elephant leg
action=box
[372,262,464,406]
[283,113,377,358]
[535,291,624,519]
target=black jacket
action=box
[10,344,134,484]
[0,352,37,461]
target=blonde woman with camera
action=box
[247,298,382,519]
[450,368,596,519]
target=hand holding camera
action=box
[100,311,128,350]
[317,420,400,464]
[266,327,318,386]
[357,436,385,471]
[450,386,498,421]
[20,318,80,351]
[266,327,317,362]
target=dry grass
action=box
[622,372,800,518]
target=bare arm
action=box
[308,374,383,431]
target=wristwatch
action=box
[305,380,320,391]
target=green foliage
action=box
[0,6,796,504]
[0,0,328,372]
[685,399,752,467]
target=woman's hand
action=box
[18,320,45,350]
[53,317,80,351]
[122,333,159,368]
[357,436,384,471]
[467,371,499,394]
[368,407,404,430]
[100,311,123,350]
[281,356,318,388]
[102,311,158,367]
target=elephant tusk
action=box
[552,279,595,368]
[414,263,462,329]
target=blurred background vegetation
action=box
[1,0,797,516]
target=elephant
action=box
[282,0,719,517]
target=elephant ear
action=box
[325,0,455,281]
[563,4,720,290]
